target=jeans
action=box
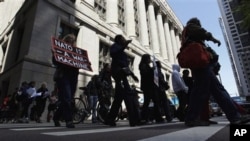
[186,65,240,122]
[54,72,78,122]
[88,95,98,121]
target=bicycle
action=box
[72,87,91,124]
[72,87,126,124]
[96,94,126,124]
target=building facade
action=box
[217,0,250,96]
[0,0,183,101]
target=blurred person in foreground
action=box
[183,17,250,126]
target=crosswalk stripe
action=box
[137,124,227,141]
[11,127,63,131]
[42,122,180,136]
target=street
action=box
[0,116,239,141]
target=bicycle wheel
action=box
[96,102,121,123]
[96,102,105,123]
[72,98,88,124]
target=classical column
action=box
[148,1,160,55]
[106,0,118,26]
[175,32,181,53]
[156,9,168,60]
[163,18,174,63]
[125,0,136,38]
[170,25,178,63]
[137,0,149,48]
[174,29,181,62]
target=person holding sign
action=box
[52,34,78,128]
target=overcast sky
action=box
[167,0,238,96]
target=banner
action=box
[51,37,92,71]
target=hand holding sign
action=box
[51,37,92,71]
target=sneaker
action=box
[104,120,116,127]
[166,118,173,123]
[66,121,75,128]
[209,120,218,124]
[185,120,210,127]
[36,118,42,123]
[54,120,61,127]
[230,116,250,125]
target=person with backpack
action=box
[183,17,250,126]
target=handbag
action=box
[177,42,211,69]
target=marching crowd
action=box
[1,17,250,128]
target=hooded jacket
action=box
[171,64,188,93]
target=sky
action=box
[166,0,238,96]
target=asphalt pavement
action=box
[0,116,249,141]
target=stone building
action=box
[0,0,183,102]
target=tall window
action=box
[118,0,125,31]
[127,55,135,82]
[94,0,106,20]
[99,42,111,71]
[58,22,78,39]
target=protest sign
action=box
[51,37,92,71]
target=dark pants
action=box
[53,72,78,122]
[141,87,163,122]
[35,99,46,118]
[175,90,187,121]
[159,90,173,121]
[20,98,33,118]
[106,68,139,126]
[186,65,240,122]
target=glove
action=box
[213,39,221,47]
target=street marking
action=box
[11,127,64,131]
[137,124,226,141]
[42,122,180,136]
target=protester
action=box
[155,61,173,122]
[52,34,79,128]
[139,54,164,124]
[171,64,188,122]
[20,81,36,123]
[97,63,113,121]
[183,17,250,126]
[104,34,140,127]
[99,63,113,103]
[35,82,49,123]
[86,75,100,123]
[47,83,58,122]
